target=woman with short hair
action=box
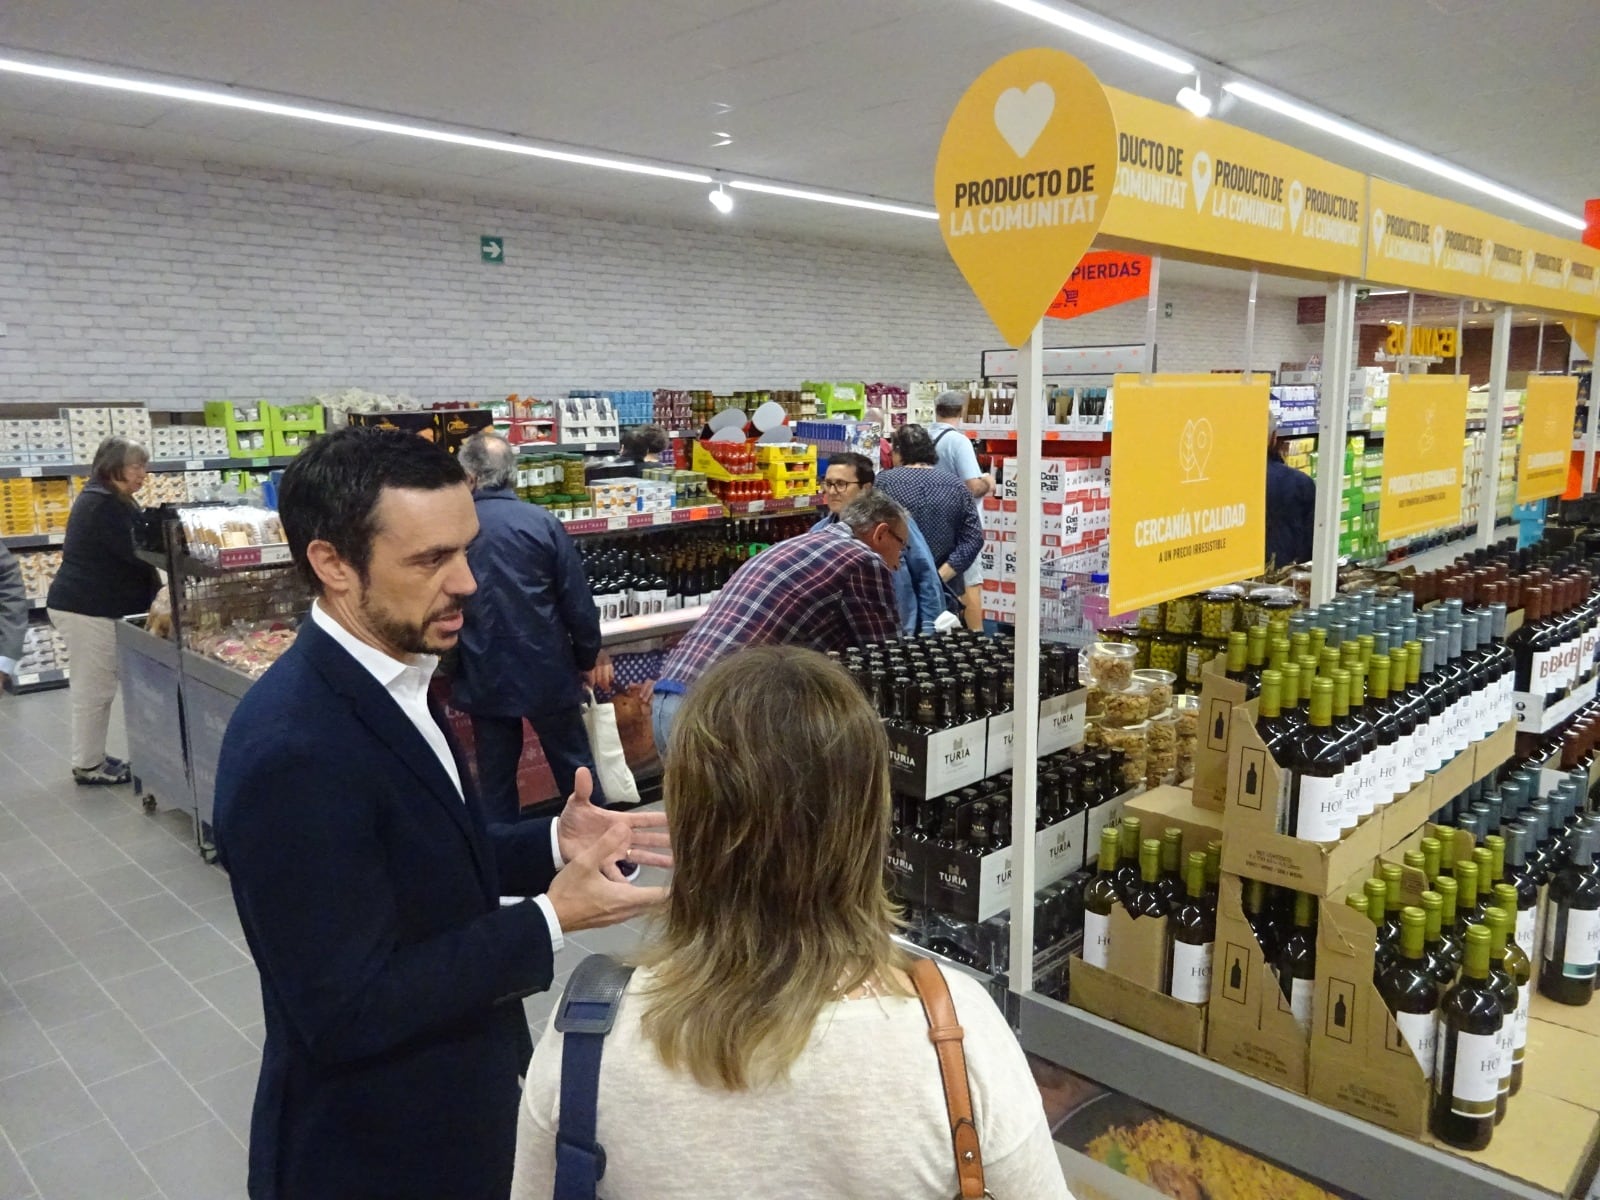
[876,425,985,606]
[511,646,1069,1199]
[46,434,161,785]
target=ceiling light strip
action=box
[1222,81,1584,231]
[982,0,1193,73]
[726,181,937,220]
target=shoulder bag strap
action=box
[929,424,953,448]
[552,953,637,1200]
[909,957,987,1199]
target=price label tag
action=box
[19,467,41,478]
[583,443,598,452]
[184,459,205,471]
[16,674,39,687]
[652,510,670,525]
[606,515,629,531]
[250,457,269,467]
[48,535,64,545]
[747,500,765,513]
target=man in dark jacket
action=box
[454,431,609,820]
[0,544,24,692]
[1266,412,1316,569]
[213,427,668,1199]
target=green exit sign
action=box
[480,236,504,264]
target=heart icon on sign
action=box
[1178,417,1214,482]
[1288,180,1305,232]
[1431,225,1446,265]
[993,83,1055,158]
[1191,152,1212,212]
[1371,209,1386,251]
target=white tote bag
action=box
[581,688,641,806]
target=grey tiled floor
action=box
[0,687,647,1200]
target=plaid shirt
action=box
[659,525,899,690]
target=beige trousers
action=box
[47,609,121,770]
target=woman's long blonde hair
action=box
[638,645,910,1090]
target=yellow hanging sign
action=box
[1377,376,1469,541]
[1097,88,1366,279]
[935,48,1118,347]
[1108,377,1268,614]
[1384,324,1458,358]
[1517,376,1580,504]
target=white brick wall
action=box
[0,136,1320,408]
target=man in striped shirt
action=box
[651,491,905,756]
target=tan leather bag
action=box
[909,957,992,1199]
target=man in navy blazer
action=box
[214,427,669,1200]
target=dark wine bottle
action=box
[1167,851,1215,1003]
[1285,677,1345,841]
[1274,889,1317,1031]
[1155,827,1186,912]
[1420,890,1454,987]
[1434,875,1465,979]
[1112,816,1143,904]
[1538,826,1600,1006]
[1491,885,1533,1096]
[1081,825,1121,970]
[1481,906,1517,1123]
[1377,906,1441,1084]
[1430,925,1504,1151]
[1124,838,1167,920]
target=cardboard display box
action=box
[886,717,990,800]
[1069,905,1207,1054]
[1307,894,1431,1138]
[1428,1090,1600,1197]
[894,816,1087,923]
[984,689,1088,773]
[1190,658,1241,812]
[1206,875,1310,1093]
[1123,785,1224,866]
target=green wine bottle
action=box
[1275,890,1317,1030]
[1420,890,1453,987]
[1491,885,1533,1096]
[1112,816,1143,904]
[1285,678,1345,841]
[1167,851,1215,1003]
[1124,838,1167,920]
[1377,906,1440,1082]
[1082,825,1120,970]
[1430,925,1503,1151]
[1421,835,1443,885]
[1482,907,1517,1124]
[1435,875,1465,979]
[1538,827,1600,1006]
[1155,827,1186,912]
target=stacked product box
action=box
[204,401,272,456]
[15,550,61,601]
[0,420,71,468]
[148,425,232,461]
[556,396,620,446]
[263,402,326,457]
[64,406,151,462]
[979,455,1110,623]
[15,624,68,677]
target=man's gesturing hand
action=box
[556,767,671,878]
[546,823,667,933]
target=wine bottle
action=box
[1156,827,1186,912]
[1538,826,1600,1006]
[1376,862,1405,969]
[1082,825,1120,970]
[1420,890,1454,987]
[1244,877,1282,963]
[1112,816,1143,903]
[1492,884,1533,1095]
[1167,851,1215,1003]
[1430,925,1503,1151]
[1455,859,1481,942]
[1435,875,1465,979]
[1285,677,1345,842]
[1377,906,1440,1082]
[1203,839,1222,907]
[1124,838,1167,920]
[1275,889,1317,1031]
[1481,906,1518,1123]
[1421,835,1443,886]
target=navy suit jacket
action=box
[214,615,559,1200]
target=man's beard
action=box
[360,591,463,656]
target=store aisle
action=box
[0,689,648,1200]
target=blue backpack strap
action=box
[551,953,636,1200]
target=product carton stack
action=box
[0,420,71,469]
[978,455,1109,624]
[63,406,151,463]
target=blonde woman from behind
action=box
[511,646,1070,1200]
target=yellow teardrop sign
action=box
[935,48,1118,347]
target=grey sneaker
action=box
[73,760,131,786]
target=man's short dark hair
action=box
[621,424,669,460]
[827,451,875,487]
[278,426,466,594]
[889,424,939,466]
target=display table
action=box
[115,617,189,815]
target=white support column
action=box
[1142,256,1162,381]
[1310,280,1354,606]
[1243,268,1259,385]
[1008,319,1045,993]
[1476,306,1514,549]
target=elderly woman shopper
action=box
[46,435,161,785]
[511,646,1069,1200]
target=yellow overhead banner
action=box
[1365,178,1600,317]
[1108,377,1268,614]
[935,48,1117,347]
[1377,375,1469,541]
[1517,375,1581,504]
[1099,88,1365,279]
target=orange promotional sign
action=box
[1047,251,1152,319]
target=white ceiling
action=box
[0,0,1594,269]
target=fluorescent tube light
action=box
[708,185,734,215]
[1175,86,1212,118]
[1223,80,1585,231]
[981,0,1194,73]
[0,55,713,184]
[727,181,938,220]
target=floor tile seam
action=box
[0,1110,42,1197]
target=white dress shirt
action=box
[311,602,564,950]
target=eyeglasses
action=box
[822,478,861,491]
[879,524,907,549]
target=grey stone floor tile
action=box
[0,928,74,987]
[31,892,123,943]
[237,1021,264,1050]
[0,1010,60,1081]
[123,835,203,876]
[0,837,52,881]
[100,964,209,1031]
[192,894,245,942]
[145,1007,258,1084]
[192,1061,257,1144]
[193,965,263,1032]
[0,1062,101,1151]
[0,813,30,845]
[9,867,86,909]
[152,863,234,908]
[45,834,129,878]
[73,926,161,984]
[149,925,249,983]
[45,1008,159,1086]
[89,1060,212,1152]
[116,892,204,942]
[13,964,115,1030]
[21,1119,157,1200]
[79,863,165,907]
[16,809,95,849]
[0,1130,34,1200]
[567,919,648,959]
[137,1120,246,1200]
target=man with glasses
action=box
[650,491,905,755]
[816,452,946,635]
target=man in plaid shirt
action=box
[651,491,906,755]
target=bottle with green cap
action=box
[1155,827,1186,911]
[1285,677,1345,842]
[1167,851,1215,1003]
[1203,840,1222,908]
[1455,859,1481,943]
[1472,847,1498,921]
[1421,835,1443,885]
[1492,884,1533,1095]
[1404,849,1427,876]
[1538,826,1600,1006]
[1254,670,1293,826]
[1277,661,1304,736]
[1500,821,1540,962]
[1124,838,1168,921]
[1367,653,1401,808]
[1377,905,1441,1082]
[1243,624,1268,697]
[1243,877,1282,963]
[1434,825,1457,881]
[1082,825,1120,969]
[1482,906,1518,1123]
[1430,924,1504,1151]
[1435,875,1465,978]
[1420,890,1453,986]
[1275,890,1317,1030]
[1403,640,1428,788]
[1346,892,1369,919]
[1112,815,1143,904]
[1376,863,1406,970]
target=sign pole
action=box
[1242,268,1259,386]
[1142,256,1163,382]
[1401,292,1416,379]
[1008,318,1046,994]
[1456,301,1464,378]
[1476,306,1514,549]
[1311,279,1354,605]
